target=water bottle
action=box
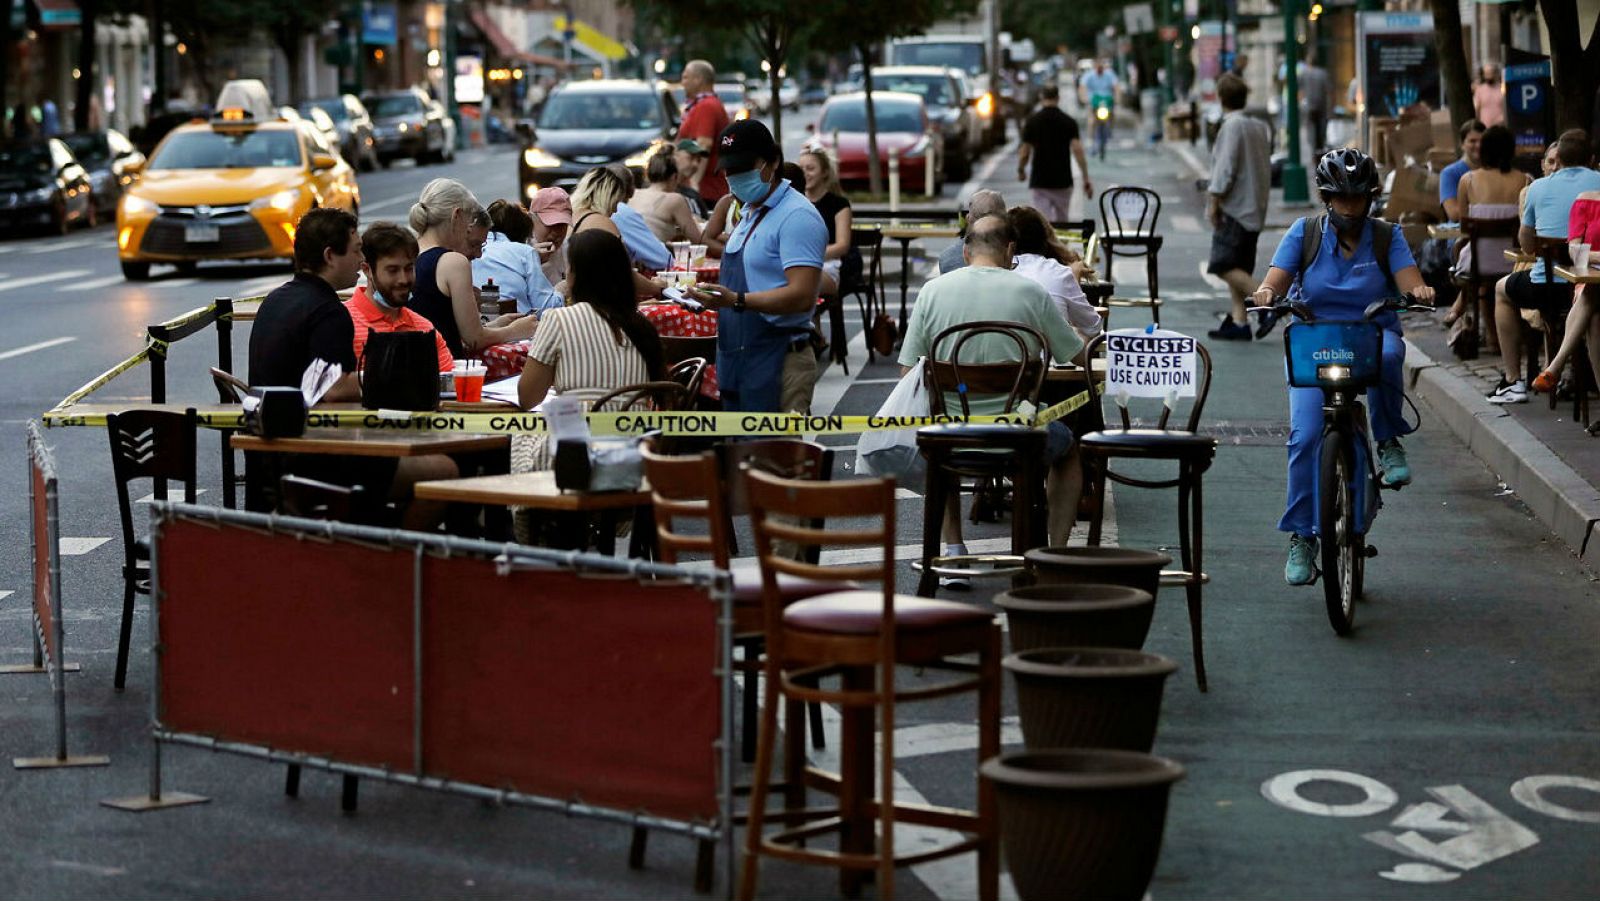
[478,278,500,318]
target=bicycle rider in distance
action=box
[1249,148,1436,586]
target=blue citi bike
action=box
[1252,292,1430,635]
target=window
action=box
[538,92,663,130]
[149,130,304,170]
[877,76,949,107]
[891,43,985,76]
[820,100,923,134]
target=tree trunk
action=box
[1539,0,1600,134]
[75,0,98,132]
[859,42,882,196]
[769,62,782,146]
[1428,0,1473,129]
[0,0,14,136]
[149,0,167,114]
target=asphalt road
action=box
[3,106,1599,899]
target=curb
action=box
[1403,338,1600,560]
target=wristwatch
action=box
[733,291,747,312]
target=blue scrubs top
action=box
[1270,216,1416,334]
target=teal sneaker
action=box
[1378,439,1411,487]
[1285,534,1319,586]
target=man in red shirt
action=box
[678,59,730,202]
[345,222,454,372]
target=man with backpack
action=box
[1249,149,1436,586]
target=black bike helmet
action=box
[1315,148,1381,198]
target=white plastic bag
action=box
[856,358,928,483]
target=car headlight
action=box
[975,92,995,118]
[524,147,563,168]
[397,122,410,133]
[26,187,54,202]
[250,189,301,212]
[623,145,660,168]
[121,194,158,216]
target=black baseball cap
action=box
[715,120,778,172]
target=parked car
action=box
[870,66,981,181]
[804,92,943,193]
[362,87,452,167]
[300,94,377,171]
[129,105,208,158]
[748,77,801,114]
[425,98,457,162]
[800,82,829,106]
[60,128,144,217]
[115,104,359,280]
[0,138,95,234]
[715,82,751,122]
[518,79,680,199]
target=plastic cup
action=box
[689,244,708,269]
[1576,243,1592,271]
[669,241,691,270]
[453,362,486,403]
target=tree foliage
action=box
[162,0,345,104]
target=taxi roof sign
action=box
[214,79,275,123]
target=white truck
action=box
[886,1,1010,148]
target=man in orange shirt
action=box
[345,222,454,372]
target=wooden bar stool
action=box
[738,470,1000,901]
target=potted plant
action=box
[1024,546,1171,598]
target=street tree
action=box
[1539,0,1600,133]
[1427,0,1474,130]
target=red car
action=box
[805,91,944,193]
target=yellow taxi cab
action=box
[116,99,360,281]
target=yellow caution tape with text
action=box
[44,392,1090,437]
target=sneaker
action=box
[939,575,973,591]
[1378,439,1411,487]
[1207,319,1253,341]
[1285,534,1319,586]
[1532,370,1559,394]
[1254,307,1286,339]
[1486,379,1528,405]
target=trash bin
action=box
[1140,88,1163,144]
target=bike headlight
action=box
[523,146,563,168]
[120,194,159,216]
[1317,364,1351,382]
[1095,106,1111,121]
[250,189,301,212]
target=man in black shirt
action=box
[246,209,456,528]
[1018,85,1093,225]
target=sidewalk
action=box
[1164,138,1600,567]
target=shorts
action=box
[1207,212,1260,276]
[1503,269,1573,314]
[1044,420,1075,464]
[781,342,818,414]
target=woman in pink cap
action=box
[530,186,572,289]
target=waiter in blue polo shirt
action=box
[688,120,827,413]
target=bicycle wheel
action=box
[1318,430,1358,636]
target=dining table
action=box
[1552,264,1600,284]
[414,470,655,558]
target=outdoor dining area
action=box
[25,180,1206,901]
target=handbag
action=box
[870,312,898,358]
[359,329,441,411]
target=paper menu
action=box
[542,393,589,443]
[300,359,343,406]
[481,374,524,405]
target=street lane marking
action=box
[0,591,11,603]
[155,278,198,289]
[364,195,413,212]
[59,538,111,556]
[1510,775,1600,823]
[135,489,206,504]
[25,237,111,255]
[1364,786,1539,879]
[1262,769,1399,817]
[0,336,76,362]
[0,269,91,293]
[57,275,125,292]
[1171,213,1203,233]
[887,718,1024,759]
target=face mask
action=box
[727,168,772,204]
[1326,205,1365,234]
[370,284,403,310]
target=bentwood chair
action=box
[915,322,1049,597]
[107,407,198,691]
[1451,214,1519,361]
[210,367,251,508]
[1099,185,1164,325]
[842,226,887,363]
[738,470,1000,901]
[1079,332,1218,690]
[666,357,708,403]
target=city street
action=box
[2,106,1599,899]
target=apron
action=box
[716,203,792,413]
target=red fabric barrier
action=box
[154,515,722,825]
[156,518,416,771]
[30,454,56,665]
[421,562,720,823]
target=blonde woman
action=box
[408,178,536,357]
[798,148,854,298]
[569,166,665,297]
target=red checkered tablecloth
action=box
[480,340,531,381]
[641,303,719,400]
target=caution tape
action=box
[44,391,1091,438]
[48,346,153,413]
[153,302,220,333]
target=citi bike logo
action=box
[1313,348,1357,362]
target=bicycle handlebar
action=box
[1245,293,1429,323]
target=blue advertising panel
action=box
[363,2,397,47]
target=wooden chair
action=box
[107,407,198,691]
[591,379,691,413]
[1527,239,1588,422]
[1450,216,1520,360]
[210,367,250,508]
[666,357,708,401]
[1078,332,1218,690]
[915,321,1048,597]
[737,470,1000,901]
[842,226,887,363]
[660,334,718,367]
[1099,185,1164,325]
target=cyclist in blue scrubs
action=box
[1249,149,1436,586]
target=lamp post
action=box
[444,0,461,149]
[1281,0,1309,202]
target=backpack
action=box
[1296,214,1396,295]
[359,329,441,411]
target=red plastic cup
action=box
[453,362,486,402]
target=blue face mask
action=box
[727,168,772,205]
[369,284,403,309]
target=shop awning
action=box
[469,7,570,69]
[552,15,629,62]
[30,0,79,30]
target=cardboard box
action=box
[1432,110,1457,154]
[1384,164,1445,220]
[1368,115,1397,161]
[1427,148,1458,173]
[1392,119,1436,163]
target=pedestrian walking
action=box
[1018,85,1092,224]
[1205,74,1274,341]
[1474,64,1505,127]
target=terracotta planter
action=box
[995,583,1155,652]
[981,749,1185,901]
[1024,546,1172,598]
[1004,647,1178,752]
